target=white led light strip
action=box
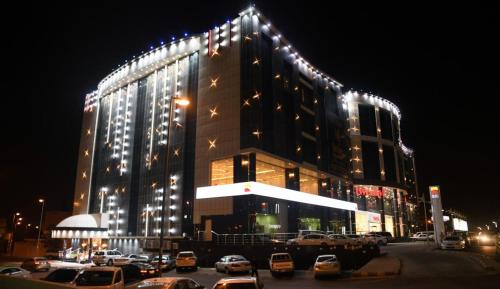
[196,182,358,211]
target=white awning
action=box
[52,213,109,239]
[196,182,358,211]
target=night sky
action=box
[2,1,498,228]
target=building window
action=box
[361,141,381,180]
[300,167,319,195]
[379,108,393,140]
[255,159,285,188]
[358,104,377,137]
[383,145,397,182]
[210,158,233,185]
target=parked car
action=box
[362,233,388,245]
[213,277,263,289]
[112,254,149,266]
[73,266,124,289]
[92,250,123,266]
[313,255,341,278]
[175,251,198,272]
[44,268,81,283]
[297,230,325,237]
[150,255,175,271]
[372,231,393,242]
[0,266,31,278]
[346,234,371,245]
[328,234,360,246]
[269,253,294,276]
[441,236,466,250]
[410,231,434,241]
[286,233,334,246]
[131,277,205,289]
[21,257,51,272]
[116,263,160,283]
[215,255,252,274]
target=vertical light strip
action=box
[148,71,158,168]
[106,92,114,143]
[119,84,131,176]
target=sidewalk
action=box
[351,253,401,277]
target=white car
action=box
[411,231,434,241]
[112,254,149,266]
[213,277,263,289]
[175,251,197,272]
[0,266,31,278]
[328,234,360,246]
[441,236,465,250]
[286,234,334,246]
[269,253,294,276]
[362,233,388,246]
[73,266,124,289]
[92,250,123,266]
[215,255,252,274]
[313,255,341,278]
[131,277,205,289]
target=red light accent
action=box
[355,187,383,198]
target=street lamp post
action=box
[37,199,45,250]
[10,212,21,255]
[157,96,189,271]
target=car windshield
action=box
[75,271,114,286]
[178,253,194,258]
[46,269,78,282]
[317,256,336,262]
[214,283,257,289]
[272,254,290,261]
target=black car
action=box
[118,262,160,283]
[44,268,81,283]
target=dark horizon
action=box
[2,1,498,228]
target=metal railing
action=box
[196,231,298,245]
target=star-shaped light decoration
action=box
[209,106,218,118]
[210,77,219,88]
[252,129,262,139]
[208,138,217,150]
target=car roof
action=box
[83,266,120,272]
[140,277,191,285]
[215,277,257,284]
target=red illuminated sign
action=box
[355,186,383,198]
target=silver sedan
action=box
[215,255,252,274]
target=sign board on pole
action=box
[429,186,445,246]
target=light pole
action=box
[10,212,21,255]
[37,199,45,250]
[157,96,189,271]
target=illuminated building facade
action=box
[344,91,418,237]
[71,6,416,241]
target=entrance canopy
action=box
[196,181,358,211]
[51,213,109,239]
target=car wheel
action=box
[107,259,113,266]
